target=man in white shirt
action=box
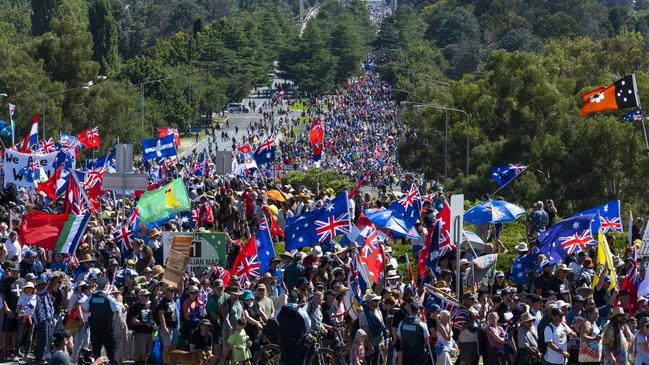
[5,231,21,262]
[544,308,576,365]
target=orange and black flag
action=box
[579,74,640,117]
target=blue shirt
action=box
[34,288,54,325]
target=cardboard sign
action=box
[2,150,59,189]
[162,231,227,269]
[162,249,189,288]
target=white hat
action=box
[515,242,529,252]
[556,300,571,308]
[311,246,323,258]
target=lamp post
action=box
[398,101,470,177]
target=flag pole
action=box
[640,109,649,156]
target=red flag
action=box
[76,128,100,149]
[436,202,455,256]
[579,74,639,117]
[620,246,638,315]
[358,229,385,284]
[229,237,261,288]
[212,263,232,285]
[418,224,435,277]
[37,164,63,200]
[158,128,180,146]
[309,120,324,145]
[350,172,371,199]
[263,207,284,239]
[374,145,381,159]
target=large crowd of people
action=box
[0,22,644,365]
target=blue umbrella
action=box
[363,208,421,239]
[464,200,525,225]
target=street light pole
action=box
[140,83,145,137]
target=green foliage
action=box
[279,0,374,93]
[280,168,355,193]
[88,0,119,74]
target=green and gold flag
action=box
[137,178,191,223]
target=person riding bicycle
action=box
[276,290,311,365]
[397,302,430,364]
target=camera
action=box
[79,348,95,365]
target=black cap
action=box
[52,330,73,344]
[545,290,556,296]
[574,295,586,303]
[324,289,336,297]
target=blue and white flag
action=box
[142,135,177,160]
[256,216,276,275]
[285,192,351,250]
[539,213,598,264]
[253,138,276,167]
[621,109,644,122]
[576,200,622,233]
[491,164,527,187]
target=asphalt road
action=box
[181,78,302,158]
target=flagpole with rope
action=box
[640,108,649,156]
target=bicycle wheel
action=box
[307,348,341,365]
[252,344,282,365]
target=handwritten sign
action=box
[2,150,59,189]
[162,249,189,288]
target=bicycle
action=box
[251,329,281,365]
[303,332,342,365]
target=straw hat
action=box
[515,242,529,252]
[386,270,400,280]
[149,228,162,237]
[79,254,95,263]
[151,265,165,277]
[363,292,381,302]
[519,312,535,324]
[610,307,625,317]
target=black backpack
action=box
[538,322,555,355]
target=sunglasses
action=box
[189,291,198,295]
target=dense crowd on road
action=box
[0,46,646,365]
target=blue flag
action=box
[142,135,177,160]
[539,213,598,264]
[422,219,442,274]
[285,192,351,250]
[387,183,420,230]
[621,109,644,122]
[576,200,622,233]
[511,246,540,285]
[84,148,116,173]
[256,216,276,275]
[193,151,206,176]
[491,164,527,187]
[59,131,82,148]
[253,138,276,167]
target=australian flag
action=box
[84,148,116,173]
[576,200,622,233]
[621,109,644,122]
[491,164,527,187]
[193,152,206,176]
[387,183,421,230]
[284,192,351,250]
[511,246,540,285]
[253,138,276,167]
[256,216,276,275]
[539,213,598,264]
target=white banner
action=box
[2,150,58,189]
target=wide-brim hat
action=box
[576,283,594,295]
[280,251,294,259]
[556,263,571,272]
[227,286,244,296]
[79,254,95,263]
[22,282,35,290]
[149,228,162,237]
[519,312,535,324]
[152,265,165,277]
[386,270,400,280]
[336,285,349,295]
[363,293,381,302]
[311,246,323,258]
[610,307,625,317]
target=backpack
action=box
[538,322,555,355]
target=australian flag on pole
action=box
[539,213,598,264]
[511,246,540,285]
[256,216,276,275]
[621,109,644,122]
[387,183,421,230]
[254,138,276,167]
[491,164,527,187]
[284,192,351,250]
[576,200,622,233]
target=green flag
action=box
[137,178,191,223]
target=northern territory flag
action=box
[579,74,640,117]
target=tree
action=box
[88,0,119,74]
